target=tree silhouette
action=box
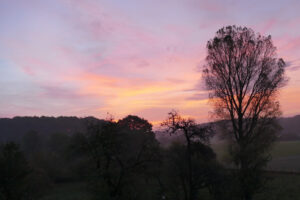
[203,25,286,200]
[75,115,160,200]
[0,142,31,200]
[161,111,214,200]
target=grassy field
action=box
[268,141,300,172]
[255,174,300,200]
[271,141,300,158]
[212,141,300,172]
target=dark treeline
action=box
[0,114,232,200]
[0,115,299,143]
[1,113,296,200]
[0,116,104,142]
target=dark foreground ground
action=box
[39,182,91,200]
[39,141,300,200]
[38,173,300,200]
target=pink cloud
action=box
[21,66,36,76]
[2,0,300,121]
[259,18,278,35]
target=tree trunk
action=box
[185,130,195,200]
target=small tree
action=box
[76,115,160,200]
[161,111,214,200]
[203,25,286,200]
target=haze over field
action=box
[1,0,300,123]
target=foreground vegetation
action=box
[1,121,299,200]
[38,173,300,200]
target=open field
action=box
[268,141,300,172]
[271,141,300,158]
[255,174,300,200]
[39,174,300,200]
[212,141,300,172]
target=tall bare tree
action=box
[202,26,286,200]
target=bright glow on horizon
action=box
[1,0,300,125]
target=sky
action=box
[1,0,300,125]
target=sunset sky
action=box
[1,0,300,125]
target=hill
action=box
[0,115,299,143]
[0,116,103,142]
